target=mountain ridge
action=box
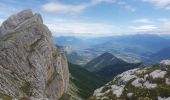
[85,52,127,72]
[84,52,142,82]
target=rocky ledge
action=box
[0,9,69,100]
[90,60,170,100]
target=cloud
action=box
[133,18,151,24]
[91,0,115,5]
[124,5,136,12]
[42,0,135,14]
[42,2,87,14]
[44,19,118,37]
[130,24,158,32]
[142,0,170,10]
[164,20,170,26]
[156,18,170,28]
[117,1,136,12]
[0,19,3,25]
[129,18,161,33]
[128,18,170,34]
[44,16,170,37]
[42,0,114,14]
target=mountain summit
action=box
[85,52,126,72]
[85,52,141,82]
[0,9,42,36]
[0,9,69,100]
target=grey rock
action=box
[0,9,69,100]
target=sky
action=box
[1,0,170,37]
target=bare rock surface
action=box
[91,62,170,100]
[0,9,69,100]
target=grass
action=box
[59,93,72,100]
[20,81,32,96]
[69,62,105,99]
[122,66,170,100]
[29,35,43,52]
[0,92,12,100]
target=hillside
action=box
[96,62,142,82]
[68,63,105,99]
[90,61,170,100]
[85,52,142,82]
[85,52,127,72]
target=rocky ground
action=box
[90,60,170,100]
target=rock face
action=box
[0,9,69,100]
[90,62,170,100]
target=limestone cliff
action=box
[0,9,69,100]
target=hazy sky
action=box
[1,0,170,36]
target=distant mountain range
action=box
[54,34,170,65]
[85,52,142,82]
[150,46,170,62]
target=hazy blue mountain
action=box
[150,46,170,61]
[54,34,170,65]
[53,36,83,46]
[109,34,170,51]
[91,34,170,56]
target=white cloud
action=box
[164,20,170,26]
[44,19,118,37]
[128,18,170,35]
[124,5,136,12]
[161,19,170,29]
[0,19,3,25]
[42,2,87,14]
[133,18,151,24]
[44,17,170,37]
[117,1,136,12]
[142,0,170,10]
[42,0,136,14]
[91,0,115,5]
[42,0,114,14]
[130,24,158,32]
[129,18,163,33]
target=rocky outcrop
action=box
[0,9,69,100]
[90,61,170,100]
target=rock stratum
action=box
[0,9,69,100]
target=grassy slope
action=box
[68,62,105,99]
